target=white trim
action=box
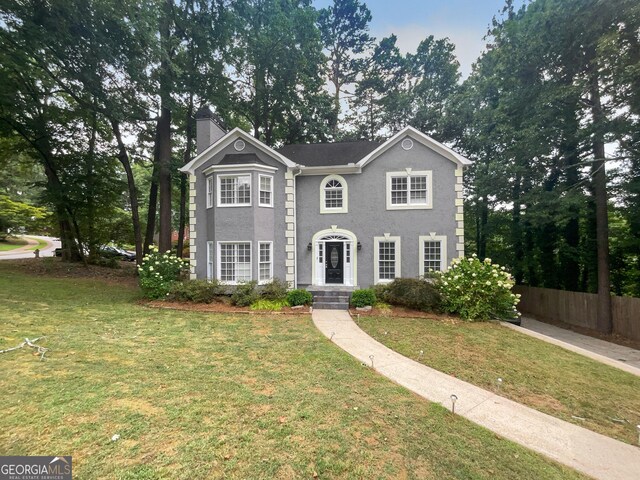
[179,127,296,174]
[217,173,251,207]
[419,235,448,275]
[258,241,273,284]
[216,241,252,285]
[206,241,214,280]
[374,236,401,284]
[298,164,361,176]
[320,174,348,214]
[206,176,214,209]
[358,126,473,168]
[386,170,433,210]
[203,163,277,174]
[258,174,274,208]
[311,227,358,287]
[233,139,246,151]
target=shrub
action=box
[435,255,520,321]
[231,280,259,307]
[250,299,290,311]
[350,288,376,307]
[89,256,120,269]
[138,246,188,299]
[167,279,222,303]
[260,278,289,301]
[381,278,442,312]
[286,289,313,306]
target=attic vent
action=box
[234,139,246,151]
[401,138,414,151]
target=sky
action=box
[313,0,525,78]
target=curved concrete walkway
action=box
[312,309,640,480]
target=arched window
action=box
[320,175,348,213]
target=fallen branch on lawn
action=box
[0,337,48,360]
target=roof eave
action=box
[179,128,297,175]
[297,164,362,176]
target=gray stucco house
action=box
[180,109,471,292]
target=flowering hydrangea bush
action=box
[436,254,521,321]
[138,246,189,299]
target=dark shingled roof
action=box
[218,153,265,165]
[277,141,381,167]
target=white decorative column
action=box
[454,167,465,258]
[284,169,296,287]
[189,174,197,280]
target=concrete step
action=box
[313,295,350,303]
[313,301,349,310]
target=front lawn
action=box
[0,236,28,251]
[0,263,585,479]
[358,315,640,444]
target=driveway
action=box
[505,317,640,374]
[0,235,60,260]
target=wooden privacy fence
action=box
[514,286,640,342]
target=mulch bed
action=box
[145,299,311,315]
[349,306,461,323]
[1,258,138,285]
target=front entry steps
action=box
[309,287,354,310]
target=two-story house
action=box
[180,108,471,300]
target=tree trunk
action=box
[157,105,172,253]
[144,125,160,255]
[590,74,613,334]
[177,98,194,258]
[111,120,143,265]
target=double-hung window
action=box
[386,171,432,209]
[419,235,447,275]
[259,175,273,207]
[374,236,401,284]
[206,176,214,208]
[218,242,252,283]
[258,242,273,283]
[218,174,251,206]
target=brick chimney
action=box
[195,106,227,154]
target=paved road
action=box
[0,235,60,260]
[313,309,640,480]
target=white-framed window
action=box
[217,242,252,284]
[207,241,214,280]
[206,176,214,208]
[386,171,432,210]
[258,175,273,207]
[258,242,273,283]
[374,236,401,284]
[320,174,348,214]
[218,174,251,206]
[419,235,447,275]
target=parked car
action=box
[100,245,136,262]
[53,245,136,262]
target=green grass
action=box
[0,237,28,251]
[0,264,586,479]
[358,315,640,444]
